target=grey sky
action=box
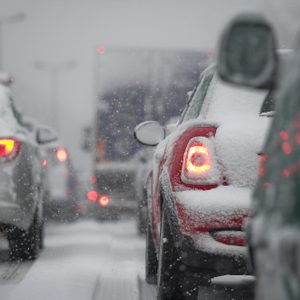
[0,0,298,175]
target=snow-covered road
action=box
[0,218,254,300]
[0,219,156,300]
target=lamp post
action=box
[0,12,26,69]
[34,60,77,133]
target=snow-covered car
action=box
[0,77,56,260]
[43,145,81,221]
[135,58,272,298]
[86,161,137,221]
[218,14,299,300]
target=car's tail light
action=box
[0,138,21,161]
[181,136,221,185]
[212,231,245,246]
[56,147,68,162]
[87,190,98,202]
[42,159,47,168]
[99,195,109,206]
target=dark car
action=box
[217,14,300,300]
[86,160,136,221]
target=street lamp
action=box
[34,60,77,132]
[0,12,26,69]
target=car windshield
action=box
[1,1,300,300]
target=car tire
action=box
[8,213,41,261]
[157,204,199,300]
[145,223,158,284]
[157,205,183,300]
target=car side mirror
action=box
[36,127,57,144]
[134,121,165,146]
[218,13,278,89]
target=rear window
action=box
[260,92,274,115]
[180,72,214,122]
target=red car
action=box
[135,65,272,299]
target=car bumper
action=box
[160,170,251,276]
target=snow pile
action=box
[176,186,251,219]
[191,232,247,256]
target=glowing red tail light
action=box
[56,147,68,162]
[87,190,98,202]
[181,136,221,185]
[185,144,211,174]
[42,159,47,168]
[99,195,109,206]
[0,138,21,161]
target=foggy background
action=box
[0,0,298,177]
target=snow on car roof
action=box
[200,74,267,122]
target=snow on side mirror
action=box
[36,127,57,144]
[218,13,278,90]
[134,121,165,146]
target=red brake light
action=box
[42,159,47,168]
[99,195,109,206]
[87,190,98,202]
[56,147,68,162]
[181,136,221,185]
[0,138,21,161]
[185,144,211,174]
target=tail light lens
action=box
[56,147,68,162]
[87,190,98,202]
[99,195,109,206]
[181,136,221,185]
[0,138,21,161]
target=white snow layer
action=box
[176,186,251,217]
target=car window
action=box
[180,71,214,123]
[260,91,274,115]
